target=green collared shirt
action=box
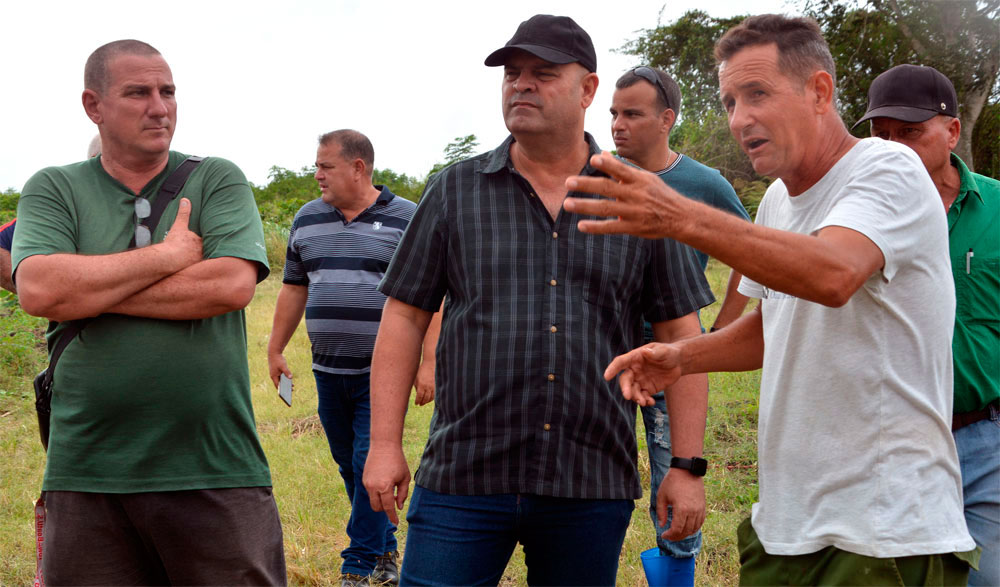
[947,153,999,413]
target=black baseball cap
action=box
[853,64,958,129]
[484,14,597,73]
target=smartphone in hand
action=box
[278,373,292,407]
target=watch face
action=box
[670,457,708,477]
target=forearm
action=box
[664,372,707,459]
[107,257,258,320]
[681,306,764,375]
[653,314,707,458]
[420,302,443,364]
[673,199,873,306]
[711,269,750,330]
[17,247,188,321]
[267,284,308,355]
[370,297,433,446]
[0,249,14,293]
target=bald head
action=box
[85,40,161,94]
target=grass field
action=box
[0,259,760,586]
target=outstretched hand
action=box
[563,152,688,240]
[604,343,684,406]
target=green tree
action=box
[803,0,1000,173]
[443,134,479,164]
[427,134,481,181]
[251,166,318,224]
[619,10,745,122]
[623,2,1000,181]
[372,168,425,203]
[972,101,999,175]
[0,188,20,224]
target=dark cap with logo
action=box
[484,14,597,73]
[853,64,958,129]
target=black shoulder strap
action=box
[47,155,206,383]
[128,156,205,249]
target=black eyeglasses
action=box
[631,66,674,112]
[134,196,152,248]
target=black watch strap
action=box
[670,456,708,477]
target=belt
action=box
[952,401,999,432]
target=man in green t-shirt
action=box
[13,40,285,585]
[857,64,999,587]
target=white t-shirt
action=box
[738,138,974,558]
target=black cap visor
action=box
[853,105,940,129]
[485,44,580,67]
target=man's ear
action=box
[580,71,599,109]
[661,108,677,134]
[808,70,835,115]
[945,116,961,151]
[353,158,366,181]
[82,89,102,124]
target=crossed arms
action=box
[17,198,258,322]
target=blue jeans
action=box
[314,370,397,576]
[954,404,1000,587]
[399,485,634,586]
[641,391,702,558]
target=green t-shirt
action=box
[13,152,273,492]
[948,154,999,414]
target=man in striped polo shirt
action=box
[268,129,415,587]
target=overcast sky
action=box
[0,0,791,192]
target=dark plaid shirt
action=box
[379,134,714,499]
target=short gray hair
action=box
[85,40,161,93]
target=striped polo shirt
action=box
[284,186,415,374]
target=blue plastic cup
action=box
[640,547,696,587]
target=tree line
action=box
[3,1,996,225]
[622,0,999,189]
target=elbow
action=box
[19,292,74,321]
[17,280,60,318]
[813,269,865,308]
[221,279,257,312]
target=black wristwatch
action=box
[670,457,708,477]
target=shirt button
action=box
[549,279,557,286]
[547,373,555,382]
[543,423,551,431]
[552,231,558,239]
[550,325,557,333]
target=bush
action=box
[262,220,290,274]
[0,188,19,224]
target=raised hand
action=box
[160,198,203,270]
[563,152,689,239]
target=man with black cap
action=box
[363,14,713,585]
[857,64,999,587]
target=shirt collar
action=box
[951,152,984,207]
[373,184,395,206]
[481,132,604,176]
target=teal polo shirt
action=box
[948,153,999,413]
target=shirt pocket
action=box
[578,234,645,313]
[953,253,999,324]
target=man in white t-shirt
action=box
[562,13,978,585]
